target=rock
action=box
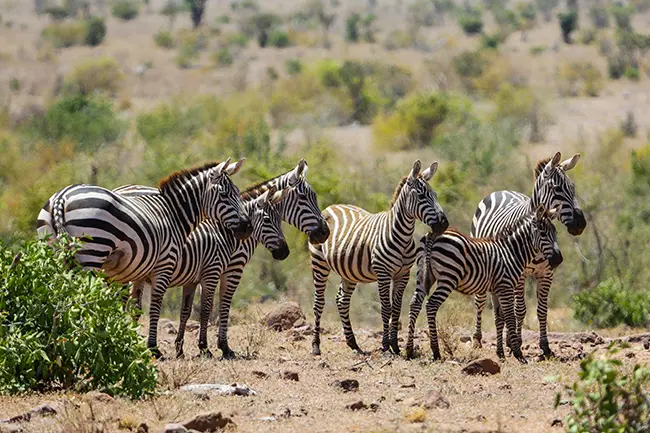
[182,412,234,431]
[331,379,359,392]
[292,318,307,328]
[87,391,114,402]
[462,358,501,376]
[263,302,305,331]
[252,371,268,379]
[626,352,636,358]
[280,371,299,382]
[160,319,177,335]
[580,332,604,345]
[162,424,188,433]
[1,403,58,424]
[551,418,563,427]
[346,400,367,411]
[137,423,149,433]
[0,425,24,433]
[459,335,471,343]
[422,389,450,409]
[645,338,650,350]
[179,383,257,396]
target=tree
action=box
[558,10,578,43]
[535,0,558,22]
[185,0,207,28]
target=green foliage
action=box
[111,0,140,21]
[268,29,291,48]
[185,0,207,28]
[555,343,650,432]
[573,279,650,328]
[285,58,303,75]
[154,30,175,48]
[481,32,501,49]
[30,94,126,151]
[530,45,547,55]
[589,4,609,29]
[65,57,123,97]
[44,6,70,20]
[558,10,578,44]
[624,66,640,80]
[9,77,19,92]
[243,13,281,48]
[458,8,484,35]
[226,32,248,47]
[611,3,634,31]
[453,50,487,92]
[492,7,520,35]
[345,13,360,42]
[85,16,107,47]
[557,60,603,97]
[518,2,537,22]
[608,53,626,79]
[580,27,598,45]
[213,47,233,66]
[0,237,158,398]
[41,21,87,48]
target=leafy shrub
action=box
[175,31,204,69]
[608,53,626,79]
[268,29,291,48]
[285,58,302,75]
[555,343,650,433]
[9,77,20,92]
[453,50,488,92]
[573,279,650,328]
[85,17,106,47]
[558,10,578,43]
[0,237,157,398]
[65,57,123,96]
[186,0,207,28]
[345,12,360,42]
[493,83,537,126]
[579,27,597,45]
[458,9,483,35]
[611,3,634,30]
[621,109,637,137]
[215,14,230,24]
[213,47,233,66]
[41,21,87,48]
[518,2,537,22]
[624,66,640,80]
[154,30,174,48]
[44,5,70,20]
[30,94,126,151]
[382,29,415,50]
[481,32,501,49]
[529,45,547,55]
[111,0,139,21]
[226,32,248,47]
[557,60,603,97]
[589,4,609,28]
[242,12,281,48]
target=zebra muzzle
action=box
[232,218,253,240]
[308,220,330,244]
[272,243,290,260]
[548,250,563,269]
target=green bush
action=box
[213,47,233,66]
[154,30,174,48]
[558,10,578,43]
[30,94,126,151]
[226,32,249,47]
[611,3,634,30]
[285,58,302,75]
[268,29,291,48]
[458,10,484,35]
[84,17,106,46]
[579,27,598,45]
[608,53,626,79]
[589,4,609,28]
[41,21,87,48]
[112,0,139,21]
[555,343,650,433]
[529,45,547,55]
[481,32,501,49]
[0,237,157,398]
[345,13,360,42]
[65,57,123,97]
[44,5,70,20]
[624,66,640,80]
[572,279,650,328]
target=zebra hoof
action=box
[311,345,322,356]
[431,353,442,362]
[515,354,528,364]
[221,349,236,360]
[149,346,164,359]
[176,351,185,360]
[539,349,555,361]
[198,349,214,359]
[405,348,416,360]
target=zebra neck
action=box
[389,193,416,239]
[529,175,549,209]
[160,174,208,238]
[501,223,536,271]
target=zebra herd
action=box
[36,151,585,363]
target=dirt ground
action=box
[2,315,649,433]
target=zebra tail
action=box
[51,197,66,237]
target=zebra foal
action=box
[406,205,562,363]
[309,160,448,356]
[470,152,586,358]
[36,158,252,358]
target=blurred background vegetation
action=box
[1,0,650,335]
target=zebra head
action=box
[532,204,563,269]
[206,158,253,241]
[533,152,586,236]
[251,185,292,261]
[404,160,449,235]
[284,159,330,245]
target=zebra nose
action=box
[567,209,587,236]
[430,214,449,234]
[232,217,253,241]
[272,242,290,260]
[309,219,330,245]
[549,250,563,269]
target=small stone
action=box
[626,352,636,358]
[182,412,234,431]
[400,383,416,389]
[292,318,306,328]
[461,358,501,376]
[346,400,367,411]
[278,408,291,419]
[369,402,380,412]
[163,423,188,433]
[252,371,269,379]
[498,384,512,390]
[0,425,24,433]
[422,389,450,409]
[459,335,471,343]
[263,302,306,331]
[551,418,563,427]
[332,379,359,392]
[87,391,114,402]
[280,371,299,382]
[137,423,149,433]
[644,338,650,350]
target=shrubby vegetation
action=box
[0,237,157,398]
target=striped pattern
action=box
[406,206,561,362]
[36,158,252,358]
[469,152,586,358]
[309,160,448,356]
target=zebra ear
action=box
[535,204,546,220]
[544,152,562,174]
[225,158,246,176]
[210,157,232,183]
[548,204,561,220]
[408,160,422,181]
[269,186,291,205]
[257,189,271,207]
[560,153,580,171]
[420,162,438,182]
[288,159,308,186]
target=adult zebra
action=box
[36,158,252,358]
[406,205,562,363]
[309,160,448,356]
[114,183,295,358]
[121,159,331,358]
[470,151,586,359]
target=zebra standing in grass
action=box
[406,205,562,363]
[37,158,253,358]
[470,152,586,358]
[309,160,448,356]
[115,183,295,358]
[123,159,331,358]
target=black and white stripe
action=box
[469,152,586,358]
[309,160,448,356]
[36,158,252,358]
[406,205,562,363]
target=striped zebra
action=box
[114,183,294,358]
[309,160,448,356]
[36,158,252,358]
[121,159,331,358]
[470,152,586,359]
[406,205,562,363]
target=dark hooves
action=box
[149,347,164,360]
[197,349,214,359]
[312,346,322,356]
[221,350,237,360]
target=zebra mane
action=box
[240,171,288,200]
[390,176,409,207]
[158,161,222,193]
[533,157,552,180]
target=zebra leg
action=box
[498,286,526,364]
[197,279,218,358]
[217,270,241,359]
[511,278,527,352]
[310,245,330,356]
[536,270,555,359]
[492,294,505,359]
[406,264,435,359]
[424,282,452,361]
[175,283,198,359]
[147,271,173,360]
[336,280,364,354]
[130,280,145,321]
[389,275,409,355]
[472,293,487,349]
[377,275,392,352]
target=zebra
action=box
[469,151,586,359]
[36,158,252,358]
[309,160,449,356]
[120,159,331,358]
[406,205,562,363]
[114,183,294,358]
